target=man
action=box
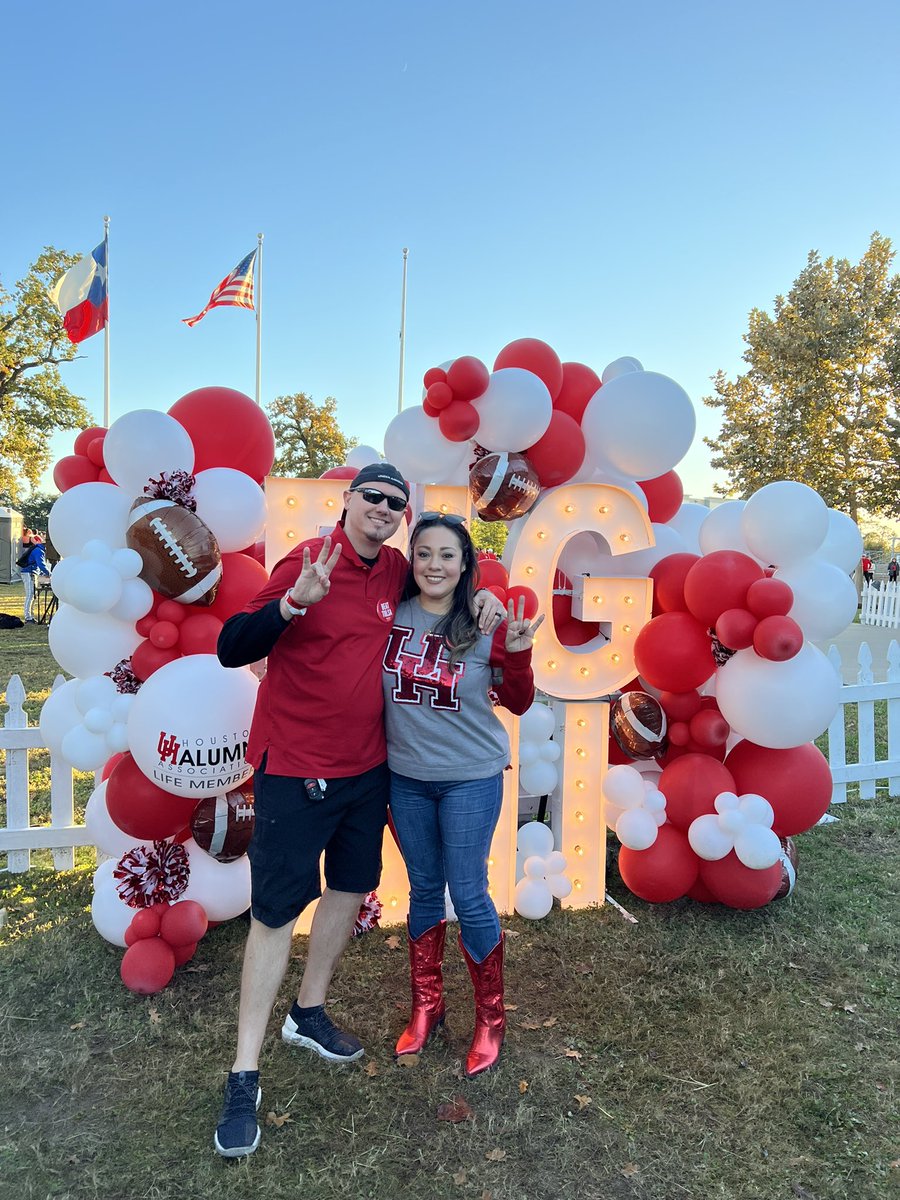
[18,531,48,623]
[213,463,502,1157]
[861,553,873,585]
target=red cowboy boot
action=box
[459,933,505,1077]
[395,920,446,1056]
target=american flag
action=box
[182,249,257,327]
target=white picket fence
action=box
[3,646,899,873]
[860,581,900,628]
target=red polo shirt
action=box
[242,523,409,778]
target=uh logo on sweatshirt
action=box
[383,625,465,711]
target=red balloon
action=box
[649,554,701,614]
[101,752,127,782]
[618,825,700,903]
[53,455,100,492]
[423,366,447,389]
[73,426,108,456]
[172,941,198,966]
[149,620,180,650]
[659,690,701,722]
[485,585,508,604]
[86,436,107,468]
[439,401,480,442]
[689,707,730,747]
[658,754,736,831]
[106,752,200,839]
[238,539,267,566]
[476,559,509,590]
[668,721,691,746]
[156,600,187,625]
[506,585,539,620]
[135,613,157,639]
[753,615,804,662]
[168,387,275,479]
[426,381,454,410]
[724,740,833,836]
[493,338,563,401]
[699,853,782,910]
[525,411,585,487]
[746,577,794,619]
[179,612,224,656]
[683,551,765,628]
[120,938,176,995]
[633,612,715,692]
[131,640,180,682]
[160,900,208,947]
[716,608,758,650]
[128,906,164,942]
[97,468,115,484]
[319,466,357,480]
[552,362,601,423]
[447,356,490,402]
[207,553,269,622]
[687,877,718,903]
[423,399,441,418]
[637,471,684,524]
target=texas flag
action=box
[49,239,108,343]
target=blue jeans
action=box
[389,771,503,963]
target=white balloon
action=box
[514,878,553,920]
[698,501,757,558]
[539,740,561,762]
[61,724,109,770]
[547,872,573,899]
[48,556,77,598]
[544,851,567,875]
[516,821,554,858]
[83,706,114,735]
[39,679,83,757]
[601,356,643,383]
[604,801,624,832]
[472,368,552,453]
[49,605,141,679]
[667,502,709,555]
[715,643,840,748]
[741,481,829,568]
[109,577,154,623]
[582,372,696,480]
[523,855,547,879]
[192,468,267,553]
[65,560,123,614]
[81,539,114,563]
[688,813,733,861]
[519,702,556,743]
[180,838,251,921]
[738,792,775,827]
[519,759,559,796]
[345,445,382,469]
[816,509,863,575]
[615,807,659,851]
[110,547,144,579]
[127,655,258,797]
[734,825,782,870]
[106,722,130,753]
[103,409,195,496]
[84,781,140,858]
[775,558,858,640]
[76,675,118,714]
[91,873,135,947]
[518,740,540,767]
[383,406,470,483]
[49,482,133,558]
[602,764,645,810]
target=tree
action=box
[704,233,900,521]
[266,393,357,478]
[1,248,94,502]
[470,519,508,558]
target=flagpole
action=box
[398,247,409,413]
[255,233,264,406]
[103,215,110,426]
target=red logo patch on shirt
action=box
[376,598,395,622]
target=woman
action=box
[18,531,48,624]
[382,512,543,1076]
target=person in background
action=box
[889,558,899,584]
[384,512,542,1078]
[861,553,873,585]
[18,531,48,624]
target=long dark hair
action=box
[404,516,481,666]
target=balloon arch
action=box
[41,344,859,993]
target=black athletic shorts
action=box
[247,758,390,928]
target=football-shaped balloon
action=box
[774,836,798,899]
[610,691,668,759]
[469,452,541,522]
[189,782,255,862]
[126,497,222,606]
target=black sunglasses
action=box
[416,511,467,526]
[353,488,408,512]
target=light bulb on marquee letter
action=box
[505,484,654,697]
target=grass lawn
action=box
[1,584,898,1199]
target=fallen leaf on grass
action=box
[503,929,521,939]
[842,1003,857,1013]
[485,1148,507,1162]
[788,962,802,970]
[503,1003,518,1011]
[482,1191,493,1200]
[519,1020,541,1031]
[620,1163,640,1178]
[365,1061,379,1077]
[437,1095,473,1123]
[266,1111,292,1127]
[183,963,209,973]
[817,998,833,1008]
[518,1080,529,1094]
[148,1007,161,1025]
[452,1170,467,1185]
[397,1054,420,1069]
[564,1048,583,1060]
[69,1021,86,1031]
[574,1094,591,1111]
[855,1043,867,1052]
[385,935,402,950]
[542,1016,558,1028]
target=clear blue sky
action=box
[5,0,899,497]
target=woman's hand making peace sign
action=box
[504,596,544,653]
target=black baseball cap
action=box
[348,462,410,500]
